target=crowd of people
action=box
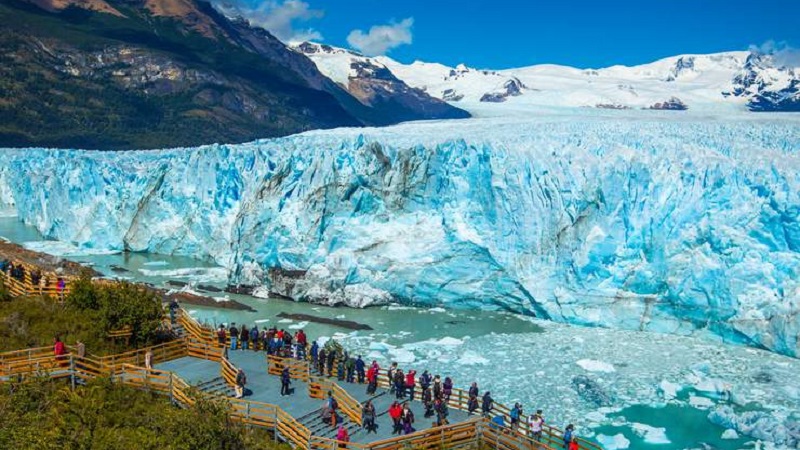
[219,324,582,448]
[1,259,67,298]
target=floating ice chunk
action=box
[252,286,270,299]
[138,266,228,283]
[721,429,739,440]
[335,314,346,319]
[278,318,294,323]
[366,351,385,360]
[631,423,670,444]
[254,319,270,324]
[429,307,446,313]
[457,350,489,365]
[368,342,394,352]
[434,337,464,346]
[143,260,169,267]
[596,433,630,450]
[688,395,715,409]
[577,359,616,373]
[288,321,309,330]
[658,380,682,400]
[389,348,416,364]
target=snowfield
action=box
[1,112,799,359]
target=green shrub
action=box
[0,377,286,450]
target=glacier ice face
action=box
[1,113,800,357]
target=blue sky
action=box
[232,0,800,69]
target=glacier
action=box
[1,112,799,357]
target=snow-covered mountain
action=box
[298,42,800,113]
[291,42,469,123]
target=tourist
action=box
[145,349,153,370]
[419,370,432,392]
[490,414,505,432]
[389,401,403,435]
[240,324,249,350]
[168,299,179,324]
[528,409,544,441]
[281,366,291,396]
[57,277,66,300]
[75,340,85,358]
[217,324,227,346]
[317,348,326,375]
[250,325,260,351]
[336,425,350,448]
[229,323,239,350]
[434,398,449,426]
[569,436,579,450]
[481,391,493,417]
[387,362,398,394]
[326,349,336,377]
[355,355,365,383]
[405,369,417,401]
[53,336,67,366]
[235,368,246,399]
[362,400,377,434]
[402,403,415,434]
[510,403,522,431]
[443,376,453,403]
[563,424,576,449]
[467,394,479,415]
[366,364,378,395]
[337,358,345,381]
[423,388,434,417]
[468,382,479,399]
[432,375,442,400]
[345,355,356,383]
[394,369,405,399]
[326,391,339,427]
[310,341,319,367]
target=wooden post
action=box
[70,356,76,391]
[169,374,174,404]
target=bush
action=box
[66,272,165,347]
[0,377,286,450]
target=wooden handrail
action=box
[267,354,311,382]
[308,375,363,426]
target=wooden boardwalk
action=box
[0,248,602,450]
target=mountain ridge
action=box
[0,0,469,150]
[300,42,799,113]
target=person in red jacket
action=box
[389,401,403,435]
[53,336,67,366]
[405,370,417,401]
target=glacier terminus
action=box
[1,112,799,358]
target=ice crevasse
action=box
[1,115,799,357]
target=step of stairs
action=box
[196,376,234,398]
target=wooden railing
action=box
[95,339,188,374]
[220,355,238,386]
[267,354,311,382]
[308,375,363,427]
[177,308,218,345]
[0,260,73,298]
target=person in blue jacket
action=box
[355,355,366,383]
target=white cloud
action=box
[749,40,800,68]
[346,18,413,56]
[216,0,324,43]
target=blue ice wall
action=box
[1,116,798,357]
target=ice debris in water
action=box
[597,433,631,450]
[630,423,670,444]
[2,115,800,356]
[577,359,616,373]
[334,316,800,447]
